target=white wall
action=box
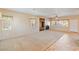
[0,9,39,40]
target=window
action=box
[63,20,68,27]
[30,19,36,26]
[51,19,69,29]
[51,20,56,25]
[0,15,13,32]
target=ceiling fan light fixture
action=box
[55,15,59,20]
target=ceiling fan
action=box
[55,15,59,20]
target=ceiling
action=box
[7,8,79,17]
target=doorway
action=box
[39,18,45,31]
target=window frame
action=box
[0,15,13,32]
[51,19,69,30]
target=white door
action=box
[70,19,78,32]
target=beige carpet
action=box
[0,31,64,51]
[46,33,79,51]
